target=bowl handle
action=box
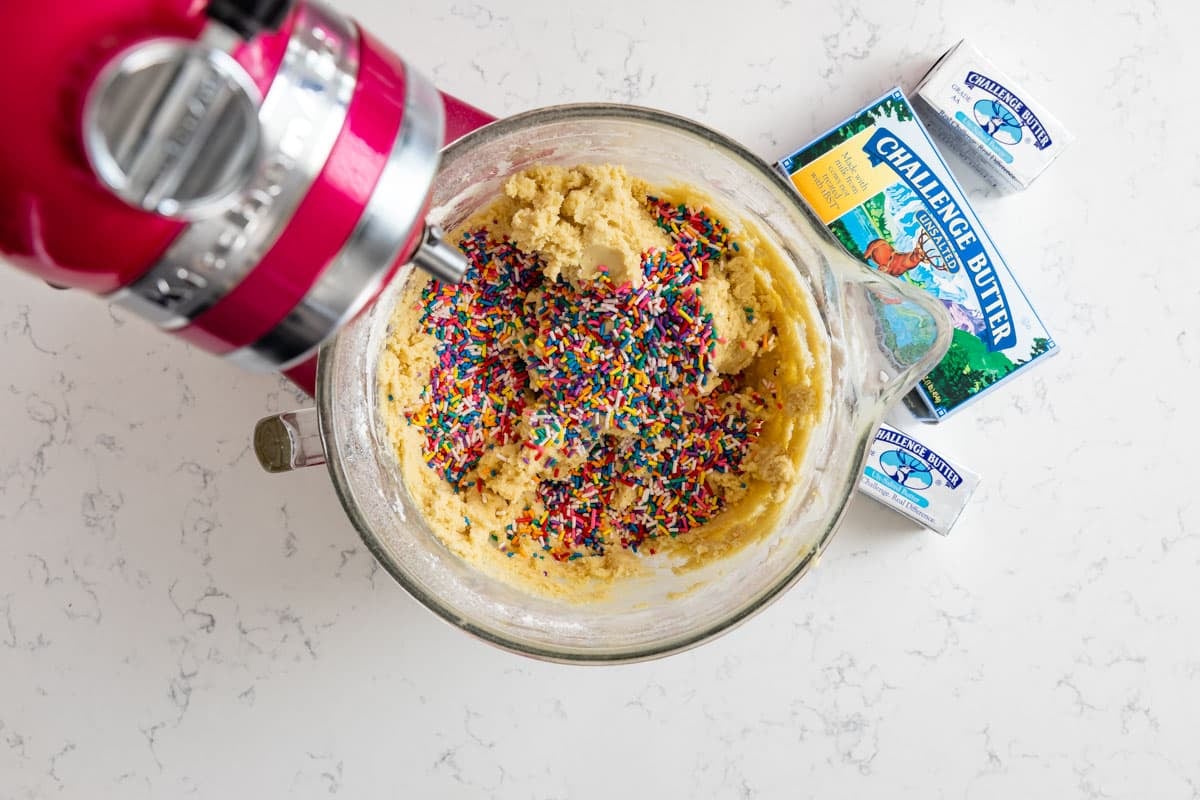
[253,408,326,473]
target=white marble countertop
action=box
[1,1,1193,797]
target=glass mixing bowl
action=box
[254,104,951,663]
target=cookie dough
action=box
[378,165,827,600]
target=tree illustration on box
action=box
[861,193,893,246]
[1016,337,1051,365]
[828,219,858,254]
[792,94,915,166]
[927,336,973,403]
[924,328,1020,408]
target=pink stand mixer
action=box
[0,0,491,394]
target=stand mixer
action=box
[0,0,493,393]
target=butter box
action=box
[776,88,1057,419]
[913,40,1073,191]
[858,422,979,535]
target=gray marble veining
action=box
[1,0,1196,797]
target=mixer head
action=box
[0,0,468,377]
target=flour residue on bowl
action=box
[377,164,827,600]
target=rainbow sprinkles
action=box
[378,163,826,598]
[404,198,771,561]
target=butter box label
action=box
[858,422,979,535]
[777,88,1056,419]
[914,40,1074,190]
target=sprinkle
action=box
[404,197,764,561]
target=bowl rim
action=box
[317,102,863,664]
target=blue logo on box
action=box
[864,465,930,508]
[873,426,963,489]
[964,71,1053,150]
[879,449,933,490]
[864,447,936,508]
[972,99,1022,146]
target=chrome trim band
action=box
[111,1,359,329]
[225,64,446,372]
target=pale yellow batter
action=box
[379,165,827,600]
